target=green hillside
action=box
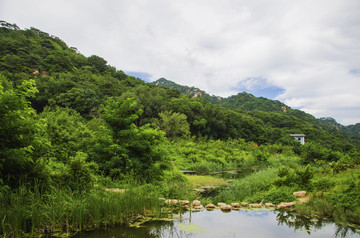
[153,78,360,142]
[154,78,322,123]
[0,21,357,159]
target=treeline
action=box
[155,78,360,144]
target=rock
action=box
[293,191,307,198]
[250,203,262,208]
[217,202,226,207]
[231,203,240,208]
[277,202,296,209]
[241,202,249,207]
[179,200,189,206]
[192,200,201,207]
[298,196,310,204]
[182,205,190,210]
[165,199,178,205]
[206,204,216,209]
[220,204,232,210]
[265,203,275,207]
[193,205,204,210]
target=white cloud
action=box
[1,0,360,125]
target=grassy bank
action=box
[212,162,360,226]
[185,175,229,188]
[0,182,164,237]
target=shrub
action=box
[311,176,335,191]
[275,164,313,190]
[158,169,192,199]
[249,186,295,204]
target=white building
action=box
[290,134,306,145]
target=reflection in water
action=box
[276,210,314,234]
[276,209,360,237]
[78,209,360,238]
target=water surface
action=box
[78,209,360,238]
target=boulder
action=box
[277,202,296,209]
[241,202,249,207]
[220,204,232,210]
[265,203,275,207]
[192,200,201,207]
[165,199,178,205]
[206,204,216,209]
[217,202,226,207]
[250,203,262,208]
[179,200,190,206]
[293,191,307,198]
[298,196,310,204]
[193,205,204,210]
[231,203,240,208]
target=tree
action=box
[88,55,107,73]
[0,75,49,187]
[157,111,190,139]
[40,107,94,163]
[101,97,169,182]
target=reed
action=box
[0,182,164,237]
[215,168,278,203]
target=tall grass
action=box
[215,168,278,203]
[0,183,164,237]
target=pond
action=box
[77,209,360,238]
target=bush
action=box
[275,164,313,190]
[46,152,98,191]
[67,152,98,191]
[249,186,295,204]
[252,148,270,164]
[311,176,335,191]
[158,169,192,199]
[274,166,297,187]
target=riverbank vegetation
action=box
[1,21,360,236]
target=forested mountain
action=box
[154,78,360,140]
[154,78,221,104]
[343,123,360,136]
[154,78,322,123]
[1,21,359,188]
[319,117,360,137]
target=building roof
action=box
[289,134,306,137]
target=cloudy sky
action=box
[1,0,360,125]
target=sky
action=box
[1,0,360,125]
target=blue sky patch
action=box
[126,71,153,82]
[350,68,360,76]
[232,77,285,99]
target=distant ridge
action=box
[153,78,316,121]
[153,78,221,104]
[153,78,360,138]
